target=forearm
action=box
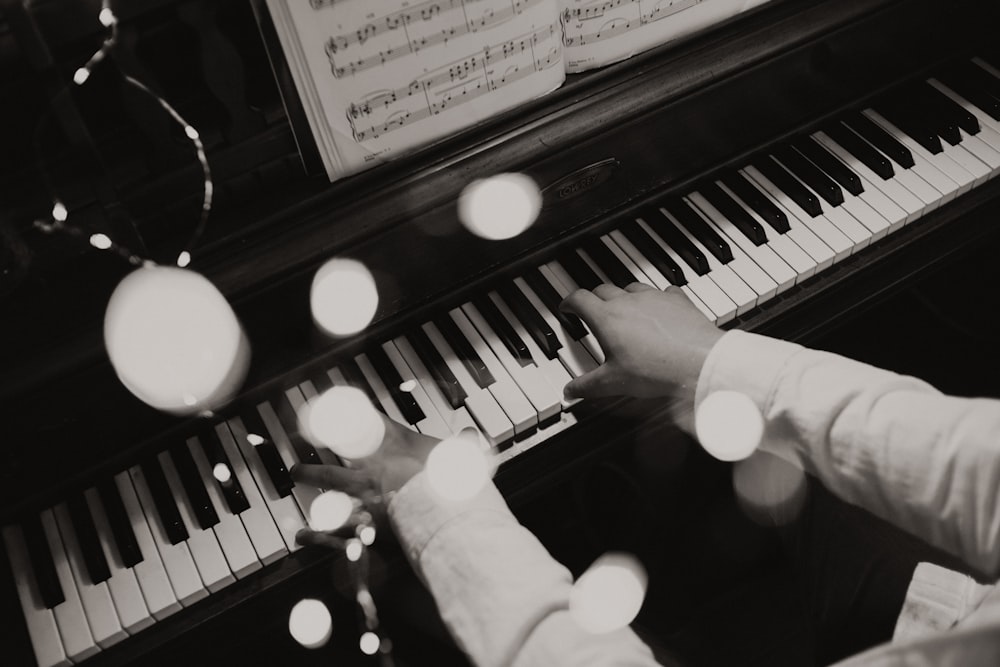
[696,330,1000,578]
[389,474,659,667]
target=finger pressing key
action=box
[290,464,371,496]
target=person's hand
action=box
[560,283,725,402]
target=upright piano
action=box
[3,0,1000,664]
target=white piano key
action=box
[931,79,1000,154]
[227,416,304,553]
[634,215,738,322]
[516,271,607,374]
[52,503,128,648]
[957,131,1000,171]
[767,154,856,260]
[450,307,539,435]
[394,336,482,436]
[40,508,100,662]
[687,190,795,294]
[600,233,661,287]
[486,290,576,405]
[382,340,455,439]
[537,262,607,364]
[157,452,234,593]
[3,524,72,667]
[462,301,562,422]
[864,109,974,197]
[421,321,516,445]
[740,166,837,271]
[941,140,992,186]
[574,247,613,285]
[654,212,758,314]
[186,435,262,579]
[513,408,580,456]
[83,488,154,634]
[355,353,419,431]
[113,472,182,618]
[606,230,672,290]
[257,401,324,522]
[812,130,925,225]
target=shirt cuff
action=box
[388,471,512,563]
[695,329,804,414]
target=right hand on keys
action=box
[559,283,725,402]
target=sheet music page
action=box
[266,0,565,180]
[559,0,772,73]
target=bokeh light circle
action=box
[695,390,764,461]
[425,432,493,501]
[733,450,808,526]
[359,631,380,655]
[569,552,648,634]
[310,258,379,337]
[309,491,354,532]
[457,173,542,241]
[303,386,386,459]
[104,265,249,415]
[288,598,332,649]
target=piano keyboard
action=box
[7,56,1000,666]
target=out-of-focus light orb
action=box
[345,538,363,562]
[302,386,385,459]
[358,525,376,546]
[733,450,808,527]
[212,463,232,484]
[425,433,493,501]
[52,201,68,221]
[310,258,379,337]
[359,631,380,655]
[176,251,191,268]
[98,7,115,26]
[309,491,354,532]
[246,433,266,446]
[458,173,542,241]
[288,599,332,649]
[104,265,249,415]
[73,67,90,85]
[695,390,764,462]
[398,379,417,393]
[569,552,648,634]
[89,233,112,250]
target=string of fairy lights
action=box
[30,1,394,661]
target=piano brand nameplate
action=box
[542,159,620,203]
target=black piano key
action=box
[823,122,896,179]
[580,238,636,288]
[338,359,385,413]
[433,314,496,388]
[557,249,603,290]
[241,408,295,497]
[522,268,591,339]
[841,111,915,168]
[497,282,562,360]
[409,328,467,409]
[309,368,334,394]
[199,428,250,515]
[96,479,143,567]
[472,295,533,367]
[898,83,962,146]
[753,154,825,215]
[793,137,865,196]
[698,181,768,245]
[274,393,323,464]
[66,493,111,584]
[915,81,980,136]
[366,346,426,425]
[873,96,944,154]
[937,63,1000,122]
[661,197,734,263]
[644,207,710,275]
[141,459,189,545]
[169,443,219,530]
[619,220,688,286]
[21,514,64,608]
[773,144,844,207]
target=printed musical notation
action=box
[324,0,548,79]
[560,0,703,47]
[347,22,561,142]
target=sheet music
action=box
[558,0,771,73]
[267,0,564,180]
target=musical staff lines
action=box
[324,0,548,78]
[560,0,703,47]
[348,22,561,142]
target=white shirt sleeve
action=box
[695,329,1000,579]
[389,473,660,667]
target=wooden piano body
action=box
[2,0,1000,664]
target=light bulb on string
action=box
[104,265,250,415]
